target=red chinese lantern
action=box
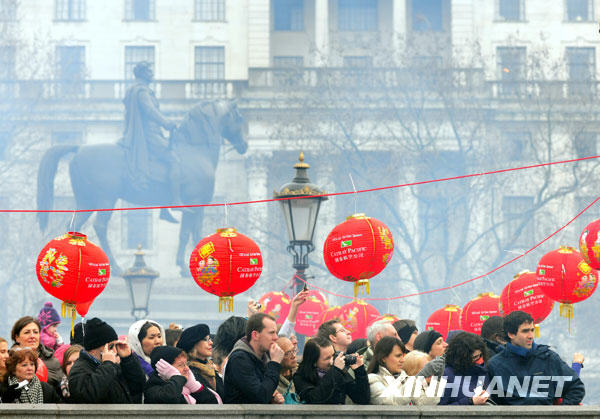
[189,227,263,312]
[36,358,48,382]
[537,246,598,333]
[258,291,291,324]
[500,271,554,337]
[426,305,462,341]
[460,293,500,334]
[323,214,394,296]
[320,305,342,323]
[339,300,380,340]
[295,294,328,336]
[579,219,600,269]
[36,232,110,331]
[76,300,94,318]
[307,289,328,305]
[368,313,400,328]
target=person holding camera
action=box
[293,337,370,404]
[68,318,146,404]
[0,347,60,403]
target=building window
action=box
[502,131,531,161]
[0,0,16,21]
[124,46,155,80]
[497,0,524,21]
[410,0,443,32]
[122,209,153,249]
[566,0,593,21]
[502,196,534,249]
[195,0,225,21]
[338,0,377,31]
[56,46,85,96]
[194,46,225,96]
[497,47,526,97]
[125,0,155,21]
[55,0,85,21]
[273,0,304,31]
[567,47,595,96]
[574,132,597,157]
[51,131,83,146]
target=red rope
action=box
[6,154,600,213]
[293,195,600,301]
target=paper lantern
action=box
[500,271,554,336]
[323,214,394,296]
[368,313,400,328]
[76,300,94,318]
[579,219,600,270]
[258,292,291,324]
[36,232,110,330]
[426,305,462,340]
[339,300,380,340]
[537,246,598,333]
[189,227,263,312]
[307,289,328,305]
[320,305,342,324]
[460,293,500,334]
[36,358,48,382]
[295,294,328,336]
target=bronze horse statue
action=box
[37,100,248,275]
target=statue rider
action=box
[120,61,186,222]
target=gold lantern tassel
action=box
[219,296,234,312]
[60,302,77,337]
[354,279,370,297]
[559,303,574,336]
[534,324,541,338]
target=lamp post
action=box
[274,152,327,345]
[122,245,159,320]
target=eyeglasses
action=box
[284,349,298,358]
[335,328,348,334]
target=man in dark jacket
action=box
[223,313,284,403]
[68,318,146,404]
[481,316,506,356]
[486,311,585,405]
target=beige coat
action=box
[368,367,440,406]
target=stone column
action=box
[248,0,271,67]
[392,0,407,55]
[314,0,329,65]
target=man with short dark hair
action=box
[480,316,506,356]
[317,320,352,353]
[486,311,585,405]
[223,313,284,404]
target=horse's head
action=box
[215,100,248,155]
[182,100,247,155]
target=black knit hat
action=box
[413,330,443,355]
[150,346,184,370]
[176,324,210,352]
[71,322,84,346]
[393,319,418,344]
[83,318,118,351]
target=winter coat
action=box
[369,366,439,406]
[223,338,281,404]
[417,354,446,378]
[0,377,61,403]
[188,358,224,404]
[38,344,63,387]
[438,363,488,405]
[40,327,69,367]
[486,342,585,405]
[484,338,504,357]
[68,350,146,404]
[143,372,187,404]
[293,364,370,405]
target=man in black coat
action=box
[68,318,146,403]
[223,313,284,404]
[486,311,585,405]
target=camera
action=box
[334,351,357,367]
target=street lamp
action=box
[274,151,327,297]
[121,245,159,320]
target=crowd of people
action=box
[0,291,586,406]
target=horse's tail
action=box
[37,145,79,231]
